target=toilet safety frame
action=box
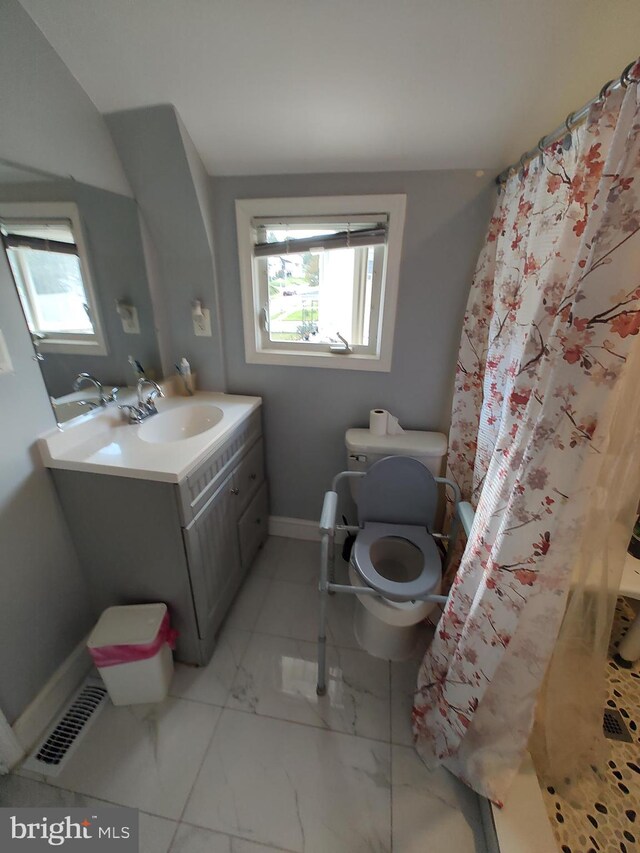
[316,469,475,695]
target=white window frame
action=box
[236,194,406,371]
[0,201,108,356]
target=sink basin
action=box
[138,403,224,443]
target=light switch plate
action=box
[120,306,140,334]
[0,329,14,375]
[193,307,212,337]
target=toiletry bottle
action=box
[180,357,193,394]
[128,355,145,381]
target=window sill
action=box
[38,339,108,357]
[246,348,392,372]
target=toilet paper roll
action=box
[369,409,405,436]
[369,409,388,436]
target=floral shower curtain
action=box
[413,65,640,805]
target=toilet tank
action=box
[345,428,448,500]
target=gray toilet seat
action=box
[352,522,442,602]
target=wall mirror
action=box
[0,158,161,424]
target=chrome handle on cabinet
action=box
[230,487,240,496]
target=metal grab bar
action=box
[316,470,476,694]
[327,582,448,604]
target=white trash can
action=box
[87,603,176,706]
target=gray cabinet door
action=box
[183,470,241,640]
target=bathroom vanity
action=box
[39,392,268,665]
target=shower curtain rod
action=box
[495,58,638,185]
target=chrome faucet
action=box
[137,377,164,408]
[119,378,165,424]
[72,373,117,407]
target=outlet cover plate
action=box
[194,307,212,337]
[120,306,140,334]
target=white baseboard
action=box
[268,516,320,541]
[12,636,93,753]
[268,516,347,544]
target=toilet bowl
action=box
[348,562,438,660]
[348,521,440,661]
[353,522,441,601]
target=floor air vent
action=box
[22,678,108,778]
[603,708,633,743]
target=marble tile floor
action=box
[1,536,487,853]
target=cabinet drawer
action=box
[177,408,262,525]
[233,438,264,516]
[238,482,269,571]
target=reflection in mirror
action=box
[2,202,107,356]
[0,160,162,424]
[50,375,119,423]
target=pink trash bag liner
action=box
[89,610,178,668]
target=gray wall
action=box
[211,170,494,520]
[0,0,134,723]
[0,247,95,723]
[106,106,226,391]
[0,0,130,196]
[0,180,161,398]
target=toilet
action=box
[344,428,448,660]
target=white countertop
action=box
[38,389,262,483]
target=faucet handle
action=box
[118,403,142,424]
[140,399,158,416]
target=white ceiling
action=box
[18,0,640,177]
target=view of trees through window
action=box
[267,248,320,342]
[264,227,372,345]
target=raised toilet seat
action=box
[352,522,441,601]
[317,450,470,684]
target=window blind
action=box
[0,218,78,256]
[252,215,388,258]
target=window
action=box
[236,194,406,370]
[0,202,107,355]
